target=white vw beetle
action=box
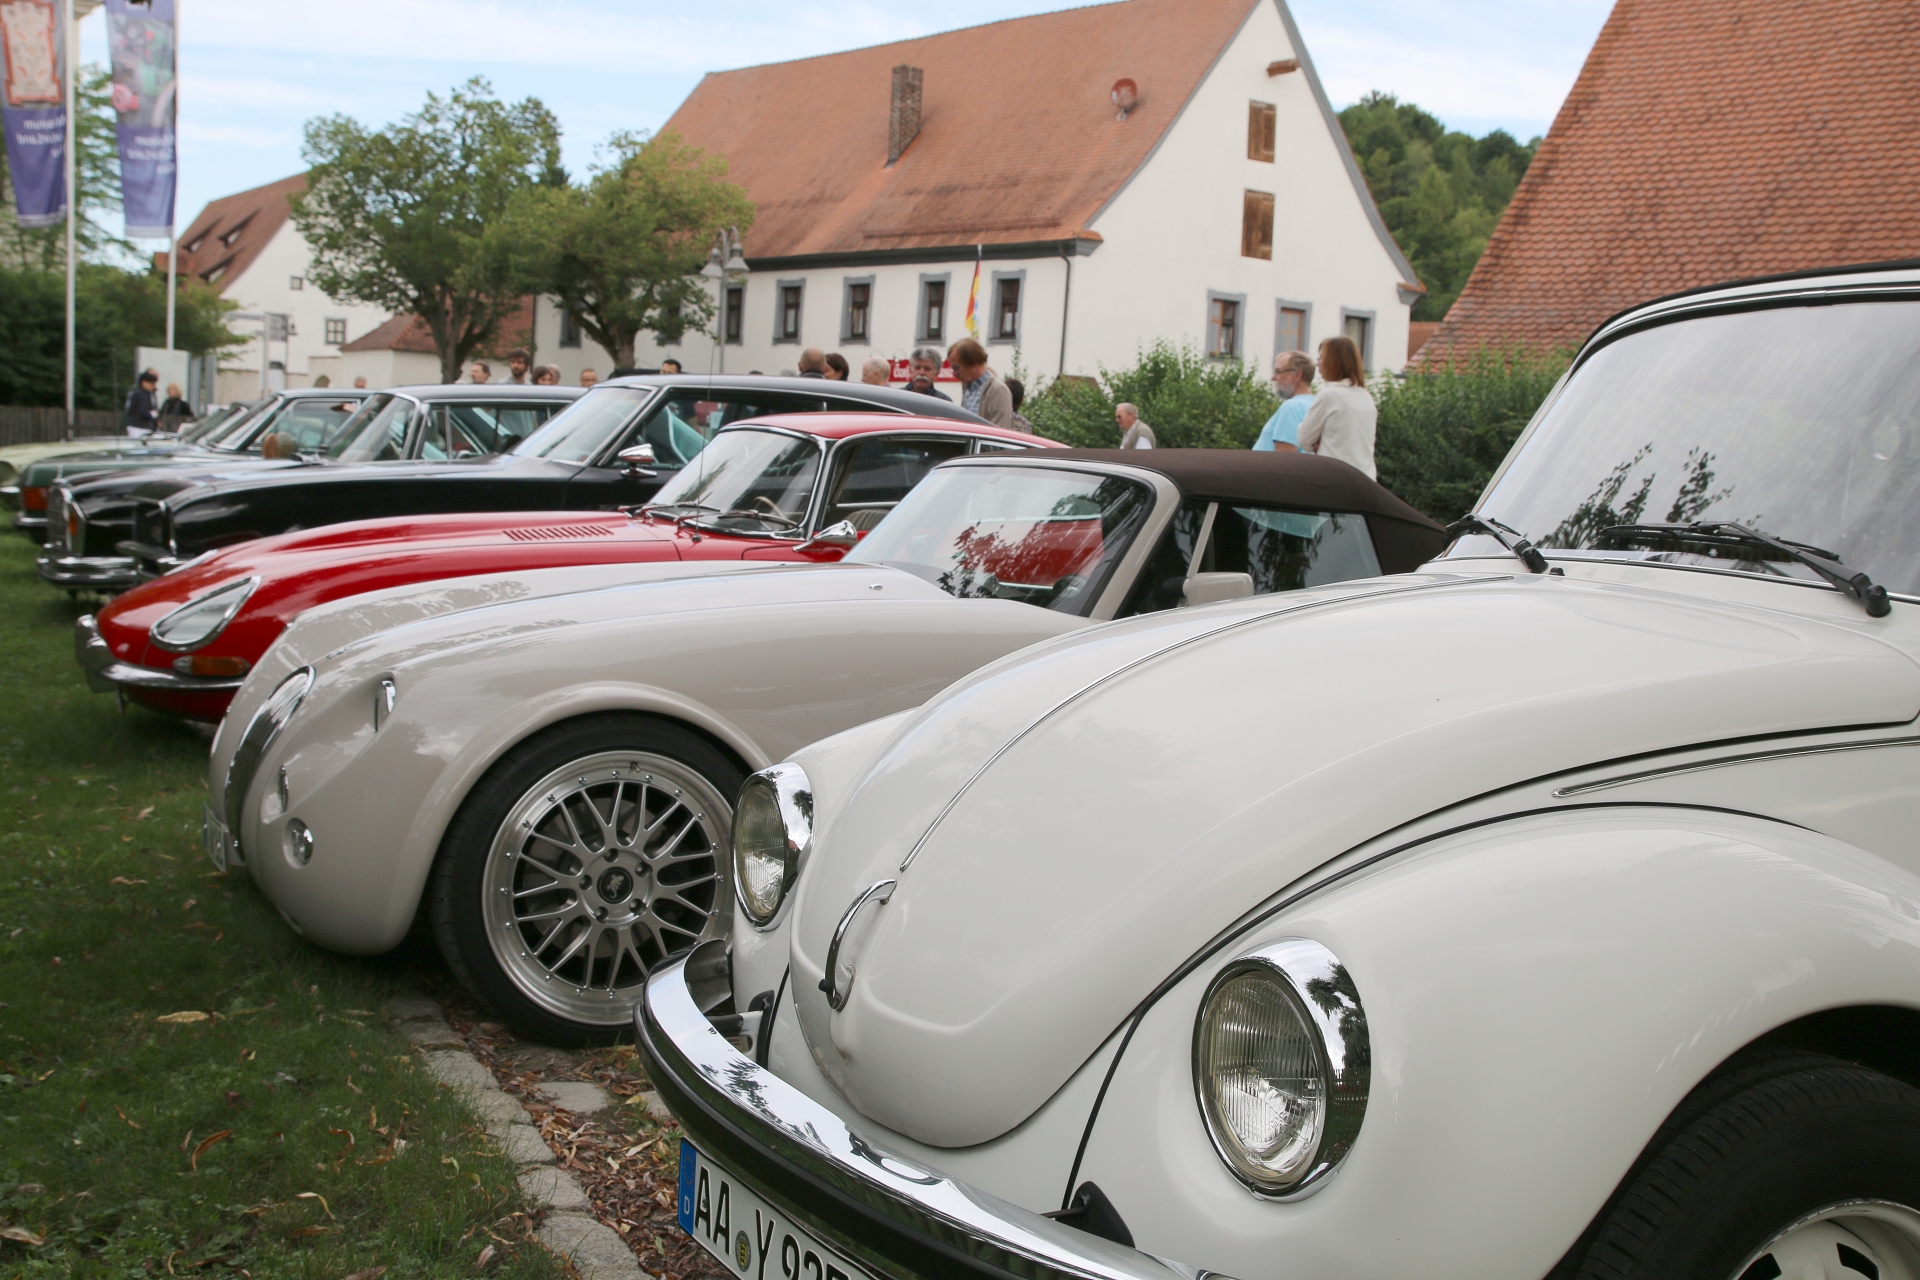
[208,445,1441,1043]
[642,262,1920,1280]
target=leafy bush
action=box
[1022,341,1279,449]
[1372,347,1571,524]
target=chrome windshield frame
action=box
[638,947,1223,1280]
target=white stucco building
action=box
[172,174,395,400]
[639,0,1420,384]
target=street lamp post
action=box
[701,227,748,375]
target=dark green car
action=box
[7,390,369,541]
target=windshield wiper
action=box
[1444,513,1549,573]
[635,501,721,519]
[1596,521,1892,617]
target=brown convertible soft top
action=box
[1039,448,1448,574]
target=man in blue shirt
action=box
[1254,351,1316,452]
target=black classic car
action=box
[84,375,991,583]
[40,384,581,591]
[7,390,370,542]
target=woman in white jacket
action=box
[1295,335,1377,478]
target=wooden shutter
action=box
[1248,102,1276,162]
[1242,191,1274,259]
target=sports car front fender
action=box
[1070,806,1920,1280]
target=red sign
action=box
[888,358,958,383]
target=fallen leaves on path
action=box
[189,1129,232,1170]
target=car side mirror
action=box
[618,444,658,477]
[1181,572,1255,607]
[798,520,860,554]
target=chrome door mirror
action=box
[1182,572,1254,607]
[617,443,658,477]
[798,520,860,554]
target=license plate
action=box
[678,1138,877,1280]
[203,804,232,871]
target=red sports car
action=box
[75,414,1056,723]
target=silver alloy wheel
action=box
[1731,1200,1920,1279]
[483,750,733,1026]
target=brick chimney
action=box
[888,65,923,164]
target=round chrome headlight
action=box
[1194,939,1369,1198]
[732,763,812,926]
[151,577,258,652]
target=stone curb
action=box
[391,990,644,1280]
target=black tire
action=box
[1569,1052,1920,1279]
[428,713,744,1047]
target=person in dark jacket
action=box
[124,370,160,437]
[158,382,195,431]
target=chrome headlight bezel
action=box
[1192,938,1370,1200]
[223,665,315,841]
[732,763,813,927]
[150,576,259,652]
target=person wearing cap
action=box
[124,369,160,437]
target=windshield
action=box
[515,387,651,462]
[1464,300,1920,597]
[178,401,254,444]
[223,396,363,453]
[647,428,820,529]
[207,399,277,450]
[847,465,1154,615]
[323,393,417,461]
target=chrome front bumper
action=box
[13,512,46,536]
[73,614,245,696]
[39,552,139,590]
[638,946,1220,1280]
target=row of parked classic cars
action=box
[14,263,1920,1280]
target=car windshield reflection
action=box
[846,465,1154,615]
[321,394,417,461]
[645,429,820,533]
[1465,300,1920,596]
[515,387,652,462]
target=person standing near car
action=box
[1116,402,1156,449]
[124,369,160,437]
[860,357,891,386]
[948,339,1013,428]
[498,349,532,384]
[1255,351,1316,454]
[1295,336,1377,478]
[906,348,950,400]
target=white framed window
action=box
[918,274,949,342]
[775,280,804,344]
[324,317,346,345]
[842,276,874,344]
[990,270,1025,344]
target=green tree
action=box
[293,78,565,382]
[504,130,753,369]
[1338,92,1537,321]
[1022,342,1279,449]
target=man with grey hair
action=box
[905,347,950,400]
[1116,402,1156,449]
[860,357,891,386]
[1255,351,1316,453]
[797,348,828,378]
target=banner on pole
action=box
[0,0,66,228]
[106,0,173,238]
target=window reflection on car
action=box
[323,394,416,462]
[845,465,1154,613]
[1118,498,1380,615]
[1468,300,1920,597]
[516,387,653,464]
[643,429,820,532]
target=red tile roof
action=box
[1423,0,1920,361]
[170,173,305,292]
[661,0,1260,259]
[340,299,537,359]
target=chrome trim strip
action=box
[1551,735,1920,798]
[1192,939,1368,1201]
[821,879,894,1011]
[37,553,139,588]
[638,950,1213,1280]
[736,762,814,929]
[224,667,315,843]
[896,576,1504,870]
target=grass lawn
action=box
[0,535,567,1279]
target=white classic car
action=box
[207,441,1443,1043]
[640,262,1920,1280]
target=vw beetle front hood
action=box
[788,571,1920,1147]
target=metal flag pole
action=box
[62,0,75,438]
[164,0,177,352]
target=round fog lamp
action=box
[1194,940,1369,1197]
[732,763,812,926]
[284,819,314,868]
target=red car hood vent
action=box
[502,524,616,542]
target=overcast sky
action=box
[79,0,1613,245]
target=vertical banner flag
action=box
[0,0,66,227]
[106,0,174,238]
[963,244,981,339]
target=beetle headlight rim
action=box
[1192,937,1370,1201]
[732,762,813,928]
[150,576,260,653]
